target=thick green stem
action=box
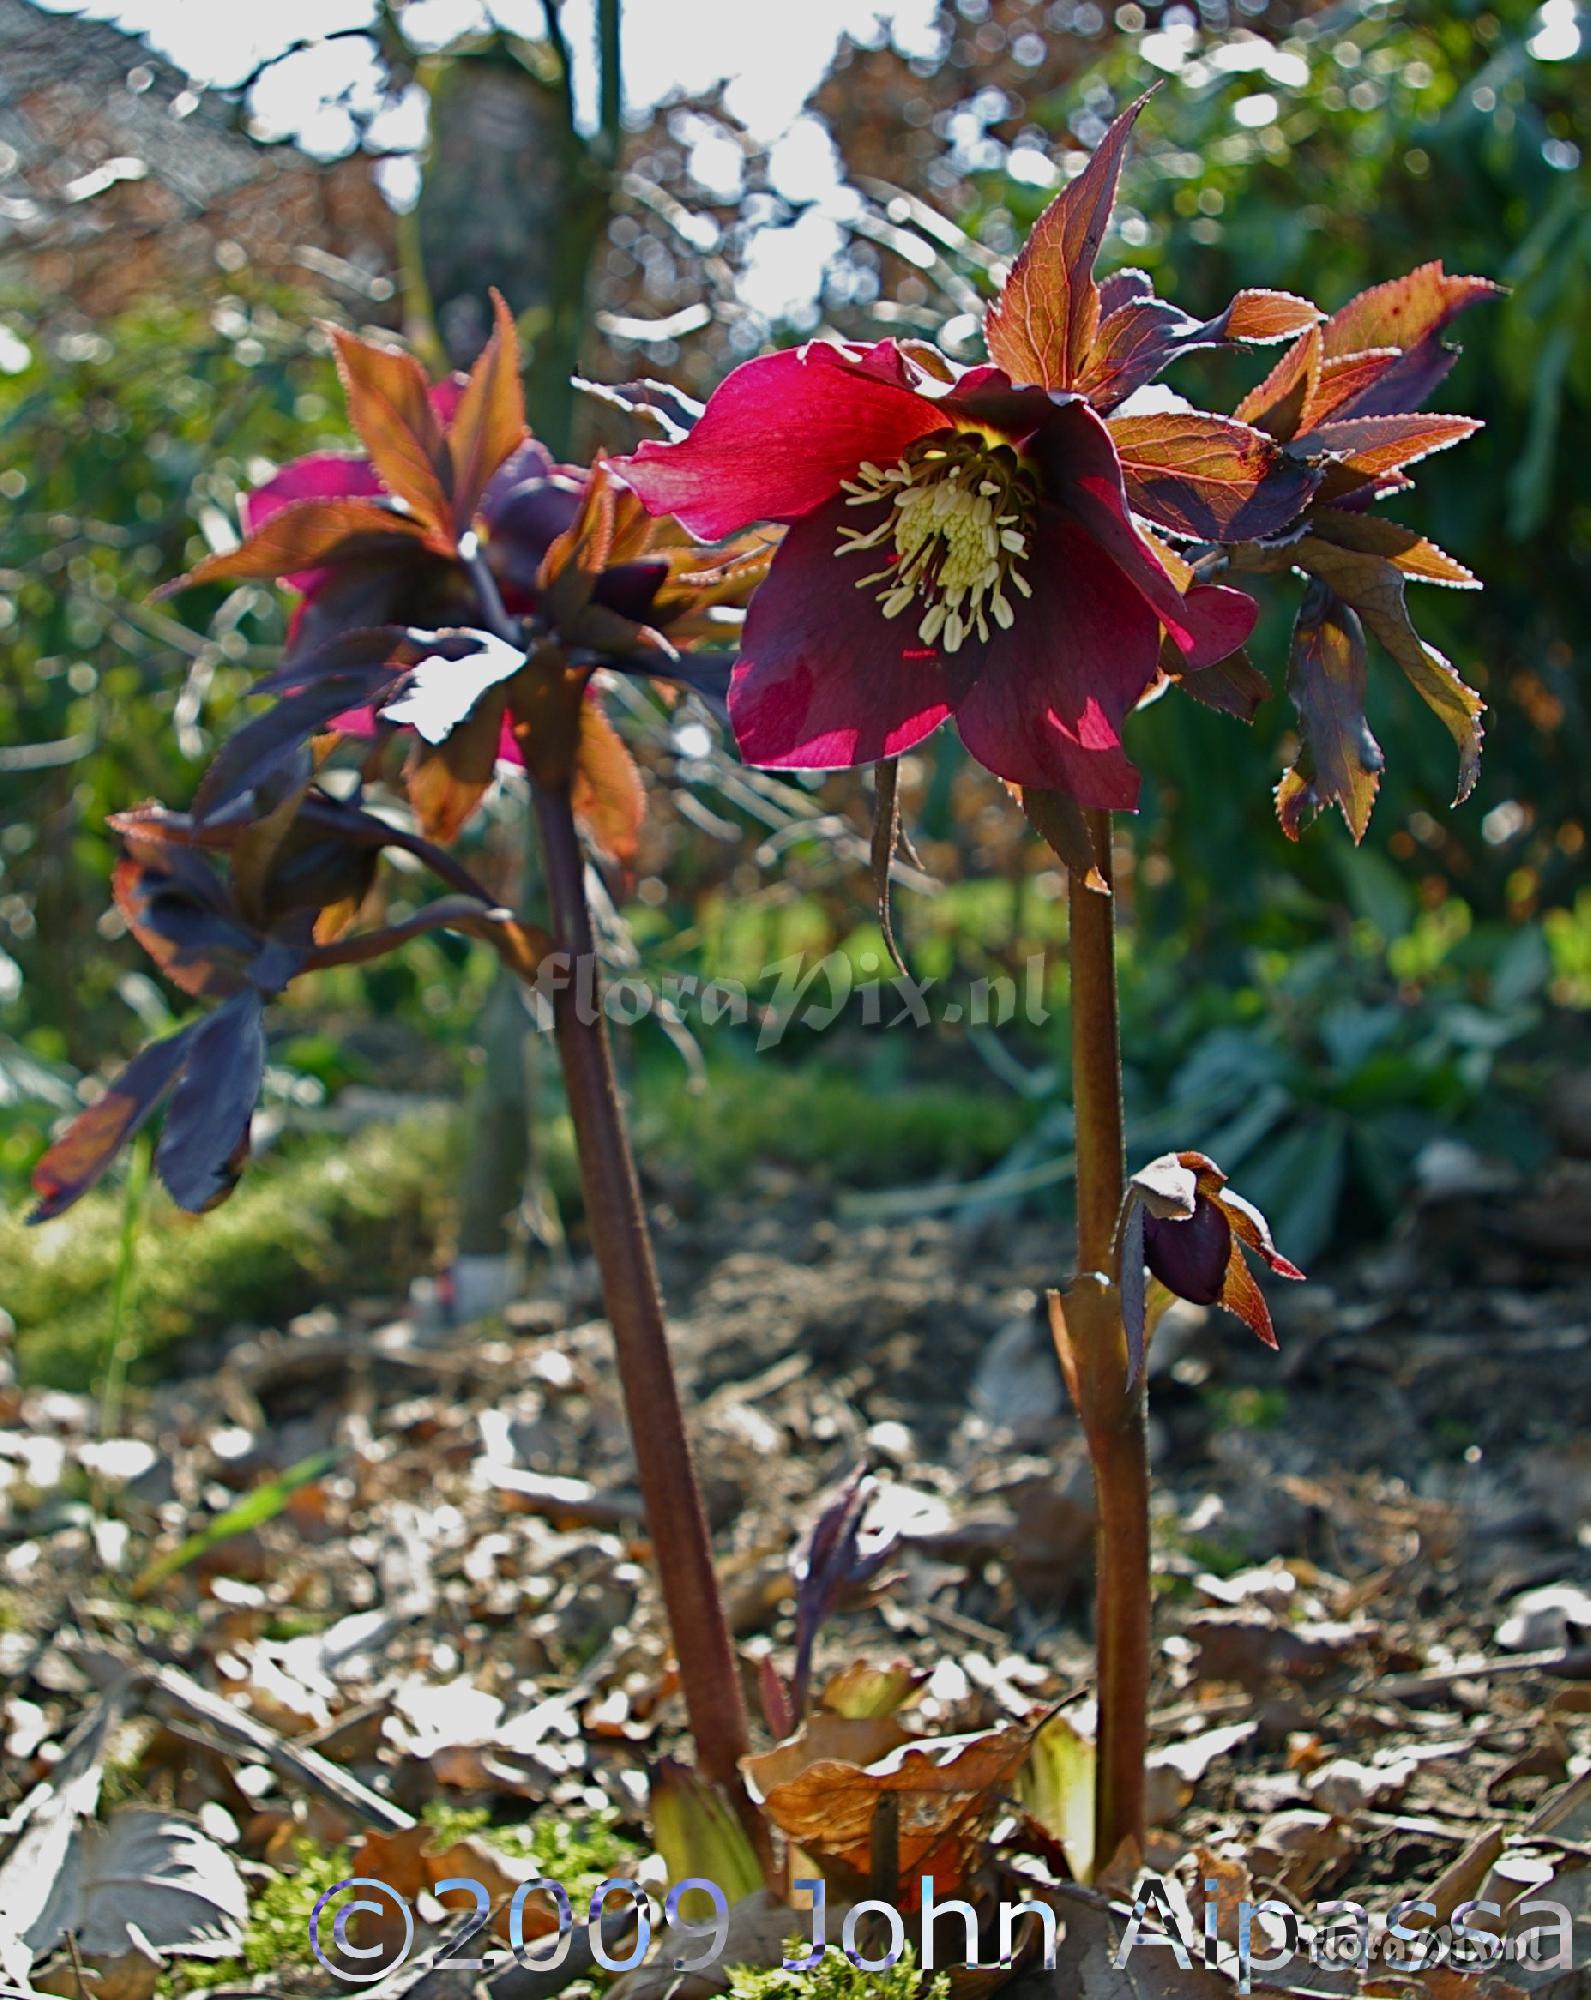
[1056,808,1150,1871]
[531,781,763,1853]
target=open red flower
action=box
[614,93,1323,809]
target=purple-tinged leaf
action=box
[1107,409,1321,541]
[30,1026,197,1222]
[1017,784,1108,891]
[160,498,429,597]
[154,993,267,1213]
[248,627,413,698]
[113,853,261,1000]
[791,1466,899,1720]
[192,674,401,825]
[1078,283,1319,411]
[1276,581,1383,844]
[1173,645,1272,724]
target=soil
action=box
[2,1147,1589,1997]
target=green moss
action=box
[9,1117,458,1388]
[633,1062,1029,1192]
[173,1841,353,1992]
[726,1943,949,2000]
[420,1801,642,1897]
[12,1064,1028,1391]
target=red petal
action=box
[613,342,948,541]
[951,512,1156,806]
[241,453,383,534]
[1034,399,1258,664]
[728,497,964,770]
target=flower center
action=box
[836,433,1035,653]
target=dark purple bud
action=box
[790,1466,898,1721]
[1142,1195,1233,1306]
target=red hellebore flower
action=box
[613,94,1323,809]
[614,341,1256,807]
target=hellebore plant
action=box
[32,295,772,1851]
[615,89,1494,1873]
[30,84,1497,1908]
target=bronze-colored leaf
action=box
[1310,411,1482,487]
[1073,283,1320,411]
[1107,409,1319,541]
[1306,507,1479,588]
[1298,347,1402,429]
[1172,643,1271,724]
[404,693,507,843]
[1289,538,1485,804]
[1217,1236,1280,1350]
[31,1028,195,1222]
[744,1713,913,1799]
[758,1723,1038,1900]
[1233,323,1322,439]
[984,90,1155,392]
[537,454,619,624]
[446,290,526,531]
[162,500,427,595]
[1321,260,1504,360]
[1222,289,1323,342]
[1276,581,1382,844]
[571,700,645,864]
[331,327,454,545]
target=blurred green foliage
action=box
[0,285,334,1113]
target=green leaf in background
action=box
[130,1449,343,1599]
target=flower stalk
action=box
[1050,809,1150,1870]
[461,543,765,1861]
[531,782,761,1844]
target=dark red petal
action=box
[1032,398,1259,665]
[727,497,967,770]
[950,512,1156,807]
[1143,1195,1232,1306]
[428,374,467,428]
[613,342,948,541]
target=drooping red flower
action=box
[165,298,768,855]
[613,93,1324,809]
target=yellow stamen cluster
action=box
[836,434,1034,652]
